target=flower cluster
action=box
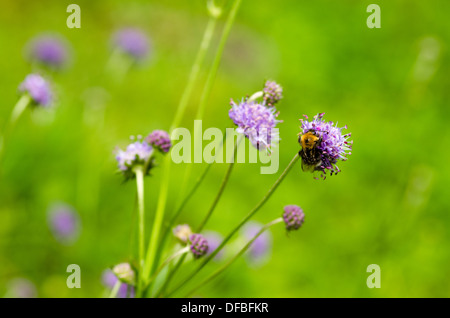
[115,139,154,179]
[189,234,209,259]
[146,130,172,153]
[263,80,283,106]
[229,99,281,151]
[299,113,352,178]
[19,74,52,106]
[113,28,150,61]
[283,205,305,231]
[173,224,193,245]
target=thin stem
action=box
[166,152,300,297]
[144,0,241,288]
[134,166,145,295]
[185,218,283,297]
[109,281,122,298]
[196,0,243,120]
[197,135,241,232]
[0,95,31,159]
[171,14,219,131]
[248,91,263,102]
[157,135,241,297]
[148,246,190,285]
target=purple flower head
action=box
[189,234,209,259]
[283,205,305,231]
[115,138,154,179]
[203,231,225,261]
[145,130,172,154]
[101,269,135,298]
[229,99,281,151]
[241,221,272,264]
[19,74,52,106]
[113,28,150,60]
[299,113,352,179]
[7,278,37,298]
[47,203,80,244]
[26,35,69,69]
[263,80,283,106]
[173,224,192,245]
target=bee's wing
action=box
[301,159,315,173]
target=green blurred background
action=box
[0,0,449,297]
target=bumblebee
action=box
[298,130,322,172]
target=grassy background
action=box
[0,0,449,297]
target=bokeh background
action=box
[0,0,449,297]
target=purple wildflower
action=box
[299,113,352,178]
[6,278,37,298]
[203,231,225,261]
[115,139,154,179]
[19,74,52,106]
[229,99,281,150]
[146,130,172,153]
[112,28,150,60]
[26,35,69,69]
[283,205,305,231]
[101,269,135,298]
[173,224,193,245]
[47,203,80,245]
[241,221,272,264]
[189,234,209,259]
[263,80,283,106]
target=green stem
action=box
[148,246,190,285]
[171,14,219,131]
[134,166,145,295]
[185,218,283,297]
[109,281,122,298]
[143,0,241,289]
[248,91,263,102]
[156,135,241,297]
[166,152,300,297]
[196,0,243,120]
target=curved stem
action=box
[148,246,190,285]
[248,91,263,102]
[166,152,300,297]
[185,218,283,297]
[0,95,31,159]
[109,281,122,298]
[134,166,145,296]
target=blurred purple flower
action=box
[203,231,225,261]
[47,203,80,245]
[6,278,37,298]
[101,269,135,298]
[263,80,283,106]
[229,99,281,151]
[19,73,52,106]
[112,28,150,60]
[26,35,70,69]
[241,221,272,265]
